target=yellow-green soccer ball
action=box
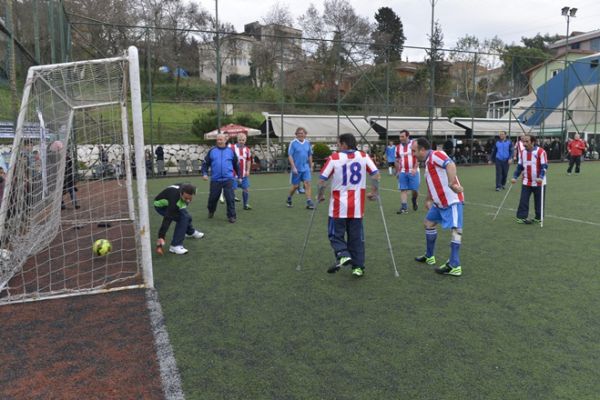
[93,239,112,256]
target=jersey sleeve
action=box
[365,154,378,175]
[319,155,334,180]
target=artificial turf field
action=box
[150,161,600,400]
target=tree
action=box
[370,7,405,64]
[521,33,561,51]
[425,21,450,96]
[499,46,550,96]
[297,0,372,102]
[449,35,482,102]
[262,2,293,26]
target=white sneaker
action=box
[169,245,188,255]
[187,230,205,239]
[219,194,225,203]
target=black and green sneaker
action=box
[434,261,462,276]
[532,218,541,224]
[352,267,364,277]
[415,255,436,265]
[516,218,532,224]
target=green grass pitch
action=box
[149,162,600,400]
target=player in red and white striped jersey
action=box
[412,138,464,277]
[230,133,253,210]
[318,133,380,277]
[394,130,420,214]
[513,135,525,163]
[511,134,548,224]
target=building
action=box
[198,22,303,85]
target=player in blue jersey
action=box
[286,127,315,209]
[385,140,396,175]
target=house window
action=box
[591,38,600,51]
[570,42,580,50]
[552,70,559,77]
[591,59,599,69]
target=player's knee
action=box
[424,220,436,229]
[451,228,462,243]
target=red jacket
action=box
[567,139,587,157]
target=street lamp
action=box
[561,6,577,143]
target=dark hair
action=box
[415,137,431,150]
[400,129,410,137]
[339,133,357,150]
[180,183,196,195]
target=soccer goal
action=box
[0,46,153,304]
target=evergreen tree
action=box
[370,7,406,64]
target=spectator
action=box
[61,154,80,210]
[566,133,588,175]
[490,131,513,191]
[155,145,166,176]
[202,133,241,223]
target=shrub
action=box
[312,142,332,161]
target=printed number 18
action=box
[342,162,361,185]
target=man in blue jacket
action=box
[490,131,513,191]
[202,133,241,223]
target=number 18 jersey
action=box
[319,150,378,218]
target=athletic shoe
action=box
[396,209,408,215]
[208,212,214,219]
[243,205,252,210]
[228,217,236,223]
[234,197,241,202]
[495,187,501,191]
[286,197,292,208]
[327,264,340,274]
[516,218,532,224]
[187,230,205,239]
[352,267,364,277]
[435,261,462,276]
[532,218,542,224]
[169,245,188,255]
[306,200,315,210]
[415,255,436,265]
[219,195,225,204]
[297,188,306,194]
[412,201,418,211]
[337,256,353,268]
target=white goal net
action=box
[0,46,153,304]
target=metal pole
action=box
[145,29,155,175]
[6,0,18,122]
[215,0,222,131]
[385,46,390,144]
[279,37,284,171]
[427,0,437,141]
[33,0,41,63]
[49,0,56,64]
[562,12,570,144]
[58,0,66,62]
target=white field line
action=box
[207,185,600,227]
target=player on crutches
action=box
[316,133,380,278]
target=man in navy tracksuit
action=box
[202,133,241,223]
[490,131,513,191]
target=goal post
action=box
[0,46,153,304]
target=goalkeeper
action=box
[154,183,204,255]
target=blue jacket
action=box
[491,139,513,162]
[201,146,240,182]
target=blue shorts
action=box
[426,203,463,229]
[291,170,311,185]
[398,171,420,191]
[233,177,250,190]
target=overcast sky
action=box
[213,0,600,60]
